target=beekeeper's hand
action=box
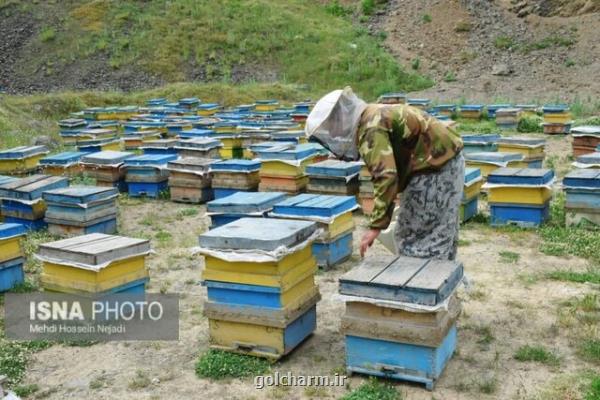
[360,228,380,258]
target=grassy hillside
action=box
[0,0,432,96]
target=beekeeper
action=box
[305,87,464,260]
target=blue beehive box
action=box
[40,152,86,166]
[306,160,361,178]
[256,143,317,160]
[576,152,600,166]
[345,326,457,391]
[487,168,554,185]
[0,257,25,292]
[542,104,569,113]
[466,151,523,163]
[486,104,512,118]
[124,154,175,198]
[312,231,353,267]
[563,170,600,210]
[81,151,133,165]
[272,194,358,218]
[207,191,287,228]
[43,187,117,228]
[464,167,481,184]
[210,159,261,173]
[249,141,295,153]
[563,169,600,189]
[461,104,484,111]
[407,98,431,107]
[213,188,252,200]
[179,129,214,139]
[490,202,550,227]
[140,139,179,155]
[270,131,306,143]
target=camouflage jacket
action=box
[358,104,463,229]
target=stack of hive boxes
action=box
[459,105,484,120]
[271,194,357,269]
[562,169,600,226]
[0,146,49,176]
[176,137,222,159]
[571,126,600,157]
[486,104,512,119]
[256,144,317,194]
[123,130,162,151]
[462,168,482,223]
[339,256,463,390]
[377,93,407,105]
[0,223,27,292]
[42,187,118,236]
[465,152,524,179]
[495,108,522,130]
[38,233,152,295]
[0,175,69,230]
[80,151,133,190]
[197,103,221,117]
[199,218,320,360]
[167,158,214,203]
[0,176,17,221]
[485,168,554,227]
[497,137,546,168]
[140,139,179,155]
[461,133,500,154]
[358,162,374,214]
[124,154,178,198]
[542,105,572,135]
[255,100,279,112]
[431,104,456,118]
[207,191,287,228]
[59,118,87,144]
[76,128,121,153]
[306,160,361,196]
[210,159,261,199]
[213,122,243,159]
[39,152,86,177]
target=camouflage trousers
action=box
[395,153,465,260]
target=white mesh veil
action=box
[305,87,367,161]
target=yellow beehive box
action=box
[218,137,243,148]
[0,235,23,263]
[0,154,47,174]
[465,161,516,178]
[37,234,151,294]
[488,186,552,205]
[544,112,572,124]
[260,157,314,178]
[463,179,483,200]
[203,249,317,290]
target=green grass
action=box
[0,340,52,385]
[523,35,576,52]
[177,208,199,218]
[547,268,600,284]
[494,35,517,50]
[514,345,560,366]
[517,115,543,133]
[499,250,520,264]
[341,378,400,400]
[38,27,56,42]
[422,14,432,23]
[195,350,271,379]
[579,340,600,364]
[586,376,600,400]
[13,383,39,397]
[444,71,457,82]
[12,0,430,98]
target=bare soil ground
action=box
[9,135,598,399]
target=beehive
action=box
[574,152,600,169]
[140,139,180,155]
[306,160,361,196]
[377,93,407,105]
[485,168,554,227]
[42,187,118,236]
[80,151,134,189]
[461,168,482,222]
[459,104,484,120]
[39,152,86,176]
[497,136,545,168]
[0,146,49,175]
[167,158,214,203]
[0,223,27,292]
[207,191,287,228]
[460,133,500,154]
[495,108,522,129]
[562,169,600,226]
[486,104,512,119]
[271,194,357,268]
[256,144,317,194]
[465,152,524,178]
[339,255,463,390]
[210,159,261,198]
[571,126,600,157]
[124,154,177,198]
[38,233,151,295]
[199,218,320,359]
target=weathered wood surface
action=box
[207,191,287,214]
[38,233,151,265]
[487,168,554,185]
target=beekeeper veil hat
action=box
[305,87,367,161]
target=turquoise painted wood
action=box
[0,257,25,292]
[339,256,463,306]
[490,202,550,227]
[249,141,295,153]
[461,197,478,223]
[40,152,86,165]
[199,217,317,251]
[214,188,251,200]
[128,181,168,198]
[312,232,352,268]
[179,129,214,139]
[256,143,317,160]
[43,187,117,205]
[210,159,261,172]
[45,200,116,222]
[124,154,178,166]
[0,146,48,159]
[0,175,69,201]
[463,143,497,153]
[461,133,501,144]
[210,214,261,229]
[0,175,17,186]
[565,189,600,209]
[345,325,457,391]
[273,194,358,218]
[464,167,481,183]
[204,280,287,308]
[306,160,361,177]
[3,216,46,230]
[284,306,316,354]
[563,169,600,188]
[207,191,287,214]
[542,104,569,113]
[0,223,27,239]
[461,104,484,111]
[487,168,554,185]
[487,104,512,118]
